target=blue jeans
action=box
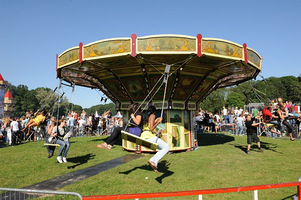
[55,138,70,157]
[236,124,244,135]
[147,137,170,166]
[69,125,74,134]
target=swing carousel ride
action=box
[56,34,262,152]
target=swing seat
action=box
[121,131,158,151]
[44,143,60,147]
[265,123,277,129]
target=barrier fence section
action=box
[83,181,301,200]
[0,187,82,200]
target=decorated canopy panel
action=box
[57,34,262,110]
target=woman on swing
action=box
[141,106,170,173]
[97,103,143,150]
[51,119,71,163]
[21,109,47,136]
[277,102,295,141]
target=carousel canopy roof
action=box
[57,34,262,110]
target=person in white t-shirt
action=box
[235,114,245,136]
[234,107,239,118]
[77,117,86,136]
[10,117,20,145]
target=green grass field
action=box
[1,133,301,200]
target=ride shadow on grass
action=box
[119,160,174,184]
[67,153,96,169]
[196,133,234,146]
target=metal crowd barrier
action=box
[0,188,82,200]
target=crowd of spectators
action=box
[0,108,124,146]
[194,101,301,137]
[1,100,300,145]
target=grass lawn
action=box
[1,133,301,199]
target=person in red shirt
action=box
[262,105,281,136]
[263,105,278,123]
[73,111,78,121]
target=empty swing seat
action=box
[121,131,158,151]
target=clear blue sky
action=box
[1,0,300,108]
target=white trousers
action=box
[147,137,170,166]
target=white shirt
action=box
[239,109,243,115]
[10,121,19,132]
[214,114,220,122]
[223,108,227,116]
[236,117,244,126]
[78,119,86,127]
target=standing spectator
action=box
[238,107,244,116]
[229,111,234,125]
[46,117,57,158]
[227,106,232,115]
[73,111,78,121]
[10,117,19,145]
[288,101,294,125]
[252,106,258,118]
[195,111,204,134]
[107,109,112,119]
[0,118,2,138]
[3,117,11,145]
[91,114,99,135]
[294,104,300,114]
[200,112,216,133]
[97,118,102,134]
[81,110,87,121]
[101,117,108,135]
[77,117,86,136]
[213,113,221,132]
[67,113,75,135]
[236,114,245,136]
[234,107,239,118]
[245,114,264,154]
[222,106,227,123]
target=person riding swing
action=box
[140,106,170,173]
[21,109,48,136]
[97,103,143,150]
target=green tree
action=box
[68,104,83,115]
[199,89,226,113]
[35,88,57,110]
[287,82,301,103]
[86,103,116,116]
[225,91,245,108]
[8,84,39,117]
[52,96,70,117]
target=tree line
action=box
[5,75,301,117]
[6,85,116,118]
